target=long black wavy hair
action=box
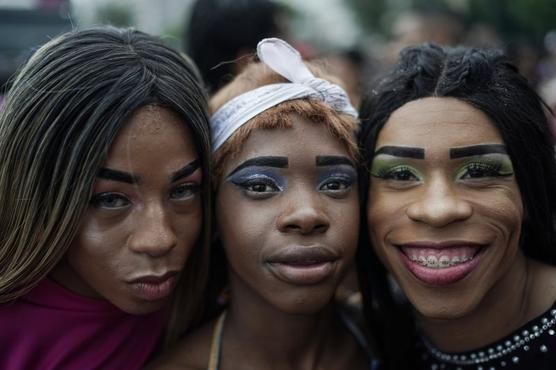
[357,43,556,369]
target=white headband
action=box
[210,37,358,151]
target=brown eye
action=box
[459,163,503,179]
[170,183,200,200]
[385,167,419,181]
[245,182,279,193]
[321,181,344,191]
[90,192,130,209]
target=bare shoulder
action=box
[144,318,218,370]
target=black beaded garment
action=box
[419,301,556,370]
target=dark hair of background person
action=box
[0,26,211,346]
[184,0,283,93]
[356,43,556,370]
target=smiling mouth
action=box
[400,245,481,269]
[396,242,486,285]
[266,247,339,285]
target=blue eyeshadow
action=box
[226,167,287,190]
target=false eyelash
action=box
[463,162,510,177]
[371,165,414,179]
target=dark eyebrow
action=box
[374,146,425,159]
[98,168,139,184]
[170,159,201,182]
[449,144,507,159]
[316,155,355,167]
[228,156,288,177]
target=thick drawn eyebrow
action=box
[374,146,425,159]
[98,168,138,184]
[98,159,200,185]
[449,144,507,159]
[228,156,288,177]
[316,155,355,167]
[170,159,201,182]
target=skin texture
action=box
[50,105,203,315]
[146,114,366,370]
[368,97,537,350]
[217,116,359,316]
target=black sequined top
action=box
[419,301,556,370]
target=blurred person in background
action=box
[316,47,368,109]
[184,0,287,93]
[383,8,466,68]
[539,31,556,85]
[540,77,556,142]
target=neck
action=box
[222,272,347,370]
[417,251,533,352]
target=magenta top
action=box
[0,278,165,370]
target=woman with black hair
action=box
[0,27,211,369]
[358,43,556,370]
[185,0,285,93]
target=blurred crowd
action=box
[178,0,556,140]
[1,0,556,137]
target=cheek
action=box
[175,200,204,254]
[366,188,406,265]
[366,188,396,241]
[331,195,360,254]
[66,223,124,285]
[216,192,269,267]
[473,187,523,241]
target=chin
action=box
[115,299,168,315]
[410,294,479,321]
[270,289,336,315]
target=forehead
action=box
[106,105,195,167]
[232,115,350,161]
[377,97,504,149]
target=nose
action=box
[128,202,178,257]
[406,175,472,228]
[276,191,330,235]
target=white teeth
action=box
[439,256,451,268]
[426,256,438,268]
[418,256,427,266]
[408,254,473,269]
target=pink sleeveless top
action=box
[0,278,165,370]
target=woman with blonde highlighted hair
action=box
[0,27,211,369]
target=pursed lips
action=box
[265,245,339,265]
[265,246,340,285]
[126,270,180,301]
[126,270,180,284]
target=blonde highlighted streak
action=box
[210,62,359,187]
[0,28,212,349]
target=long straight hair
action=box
[357,43,556,369]
[0,27,211,345]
